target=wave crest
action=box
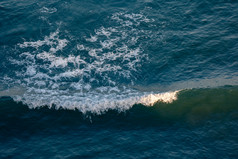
[12,90,179,114]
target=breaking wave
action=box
[0,11,176,114]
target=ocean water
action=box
[0,0,238,158]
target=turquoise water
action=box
[0,0,238,158]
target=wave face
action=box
[1,87,238,158]
[1,87,238,123]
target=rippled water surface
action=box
[0,0,238,158]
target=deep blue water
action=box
[0,0,238,158]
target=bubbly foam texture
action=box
[13,90,179,114]
[139,91,179,106]
[40,7,57,14]
[3,12,172,114]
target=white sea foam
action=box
[19,31,68,54]
[25,66,36,76]
[40,7,57,14]
[12,90,179,114]
[139,91,179,106]
[5,11,163,114]
[86,35,98,42]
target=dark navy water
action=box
[1,0,238,158]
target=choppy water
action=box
[0,0,238,158]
